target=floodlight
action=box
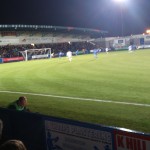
[146,29,150,34]
[113,0,127,36]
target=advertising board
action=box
[45,118,113,150]
[114,130,150,150]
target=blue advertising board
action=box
[0,58,3,63]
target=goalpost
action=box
[20,48,51,61]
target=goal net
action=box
[20,48,51,61]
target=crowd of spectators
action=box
[0,41,99,58]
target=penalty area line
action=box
[0,90,150,107]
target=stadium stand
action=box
[0,25,108,61]
[1,24,150,61]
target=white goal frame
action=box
[20,48,51,61]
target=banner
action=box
[114,130,150,150]
[32,54,49,59]
[3,57,24,62]
[45,119,113,150]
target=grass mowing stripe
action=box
[0,90,150,107]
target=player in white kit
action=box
[66,51,72,62]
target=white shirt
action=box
[66,51,72,57]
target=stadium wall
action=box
[0,108,149,150]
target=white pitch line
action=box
[0,90,150,107]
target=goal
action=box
[20,48,51,61]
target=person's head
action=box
[18,96,27,107]
[0,140,27,150]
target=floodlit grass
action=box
[0,50,150,133]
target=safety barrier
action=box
[0,108,149,150]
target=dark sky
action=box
[0,0,150,36]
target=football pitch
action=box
[0,50,150,133]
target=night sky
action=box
[0,0,150,36]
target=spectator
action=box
[7,96,30,112]
[0,140,27,150]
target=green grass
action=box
[0,50,150,133]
